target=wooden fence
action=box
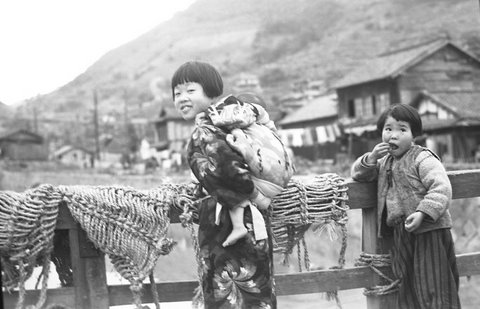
[3,169,480,309]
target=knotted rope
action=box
[1,174,349,308]
[0,184,60,309]
[269,174,349,309]
[1,183,187,309]
[355,252,400,296]
[270,174,349,268]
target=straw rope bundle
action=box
[269,173,349,308]
[0,183,188,309]
[0,184,61,309]
[270,173,349,259]
[59,184,178,284]
[0,175,349,308]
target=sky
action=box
[0,0,196,106]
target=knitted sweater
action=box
[351,145,452,237]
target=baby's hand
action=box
[404,212,425,232]
[367,142,390,164]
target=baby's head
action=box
[171,61,223,120]
[377,103,422,138]
[236,92,267,109]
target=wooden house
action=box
[232,73,262,94]
[0,129,48,161]
[151,106,193,154]
[410,90,480,161]
[333,39,480,161]
[52,145,94,168]
[279,79,325,112]
[278,93,342,161]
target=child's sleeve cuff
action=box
[360,153,376,168]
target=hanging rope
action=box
[270,174,349,270]
[355,252,400,296]
[0,184,60,309]
[175,189,209,309]
[1,183,184,309]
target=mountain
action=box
[12,0,480,135]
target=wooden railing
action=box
[4,169,480,309]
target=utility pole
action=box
[123,87,129,129]
[93,89,100,160]
[32,104,38,133]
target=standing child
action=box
[351,103,460,309]
[171,61,293,248]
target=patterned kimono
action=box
[187,107,280,308]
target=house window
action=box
[348,99,355,117]
[354,98,364,118]
[353,97,375,118]
[363,96,374,117]
[372,95,377,115]
[377,93,389,112]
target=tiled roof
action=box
[411,90,480,119]
[279,94,337,125]
[431,91,480,118]
[0,129,43,142]
[332,40,480,89]
[53,145,93,157]
[422,118,458,131]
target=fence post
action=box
[362,205,396,309]
[68,218,109,309]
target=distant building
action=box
[279,79,325,111]
[278,93,342,160]
[0,129,48,160]
[232,73,262,94]
[151,106,193,154]
[52,145,94,168]
[333,39,480,161]
[410,90,480,161]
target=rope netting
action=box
[270,173,349,308]
[0,174,350,308]
[355,252,400,296]
[270,173,349,265]
[0,184,60,309]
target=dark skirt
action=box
[198,197,276,308]
[391,224,461,309]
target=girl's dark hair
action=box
[171,61,223,99]
[377,103,422,137]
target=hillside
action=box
[11,0,480,137]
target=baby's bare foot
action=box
[222,227,248,247]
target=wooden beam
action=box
[345,180,377,210]
[3,287,76,308]
[69,224,109,309]
[448,169,480,199]
[457,252,480,277]
[274,267,379,295]
[107,280,199,305]
[342,169,480,210]
[56,201,77,229]
[5,252,480,306]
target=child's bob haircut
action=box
[377,103,423,137]
[171,61,223,99]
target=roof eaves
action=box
[418,90,462,118]
[390,41,448,78]
[335,40,448,89]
